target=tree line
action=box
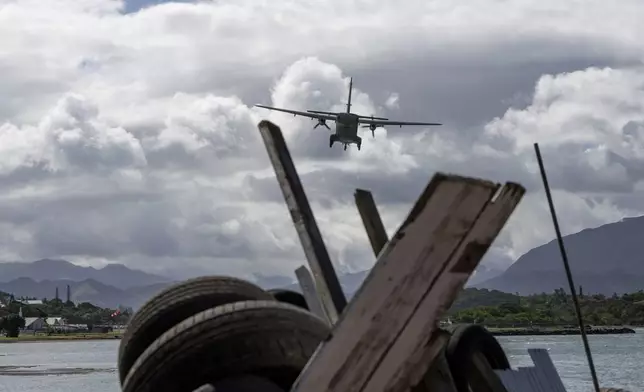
[3,287,644,336]
[447,287,644,327]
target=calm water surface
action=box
[0,331,642,391]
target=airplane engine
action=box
[314,118,330,130]
[369,124,377,138]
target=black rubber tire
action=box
[445,324,511,392]
[268,289,309,310]
[213,375,286,392]
[118,276,273,384]
[122,300,331,392]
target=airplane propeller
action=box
[361,123,383,138]
[360,114,385,137]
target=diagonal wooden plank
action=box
[410,331,456,392]
[257,120,347,324]
[368,183,524,391]
[291,174,507,392]
[295,265,330,324]
[354,188,389,257]
[528,349,568,392]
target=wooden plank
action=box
[528,349,567,392]
[364,182,525,391]
[512,367,552,392]
[496,363,570,392]
[354,188,389,256]
[410,331,458,392]
[353,187,454,392]
[291,174,524,392]
[494,371,511,391]
[521,367,543,392]
[258,120,347,324]
[524,368,542,392]
[466,351,509,392]
[295,265,330,324]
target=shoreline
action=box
[0,334,122,343]
[1,326,637,342]
[487,326,636,336]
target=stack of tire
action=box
[117,276,329,392]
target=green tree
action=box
[0,314,25,337]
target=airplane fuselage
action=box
[332,113,361,147]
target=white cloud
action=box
[0,93,146,175]
[384,93,400,110]
[1,0,644,281]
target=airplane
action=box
[255,78,441,151]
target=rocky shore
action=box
[489,326,636,336]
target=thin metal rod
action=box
[258,120,347,323]
[534,142,600,392]
[354,189,389,257]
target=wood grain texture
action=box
[367,182,524,392]
[258,120,346,324]
[292,174,524,392]
[295,265,329,324]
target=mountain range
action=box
[0,259,174,309]
[2,215,644,308]
[475,216,644,295]
[0,259,170,290]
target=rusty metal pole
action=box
[257,120,347,324]
[534,142,600,392]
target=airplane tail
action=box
[346,77,353,113]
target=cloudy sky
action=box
[1,0,644,282]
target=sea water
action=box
[0,330,642,392]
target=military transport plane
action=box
[255,78,441,151]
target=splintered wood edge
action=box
[369,182,524,392]
[401,173,498,229]
[292,175,499,392]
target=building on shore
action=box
[20,299,43,306]
[46,317,67,326]
[23,317,47,331]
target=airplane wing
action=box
[255,104,336,121]
[358,118,442,127]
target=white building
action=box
[46,317,67,326]
[23,317,47,331]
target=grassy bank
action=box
[0,332,122,343]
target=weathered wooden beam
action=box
[295,265,330,324]
[410,331,458,392]
[291,174,525,392]
[354,189,389,256]
[467,351,509,392]
[363,182,524,391]
[355,190,459,392]
[257,120,347,324]
[528,348,567,392]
